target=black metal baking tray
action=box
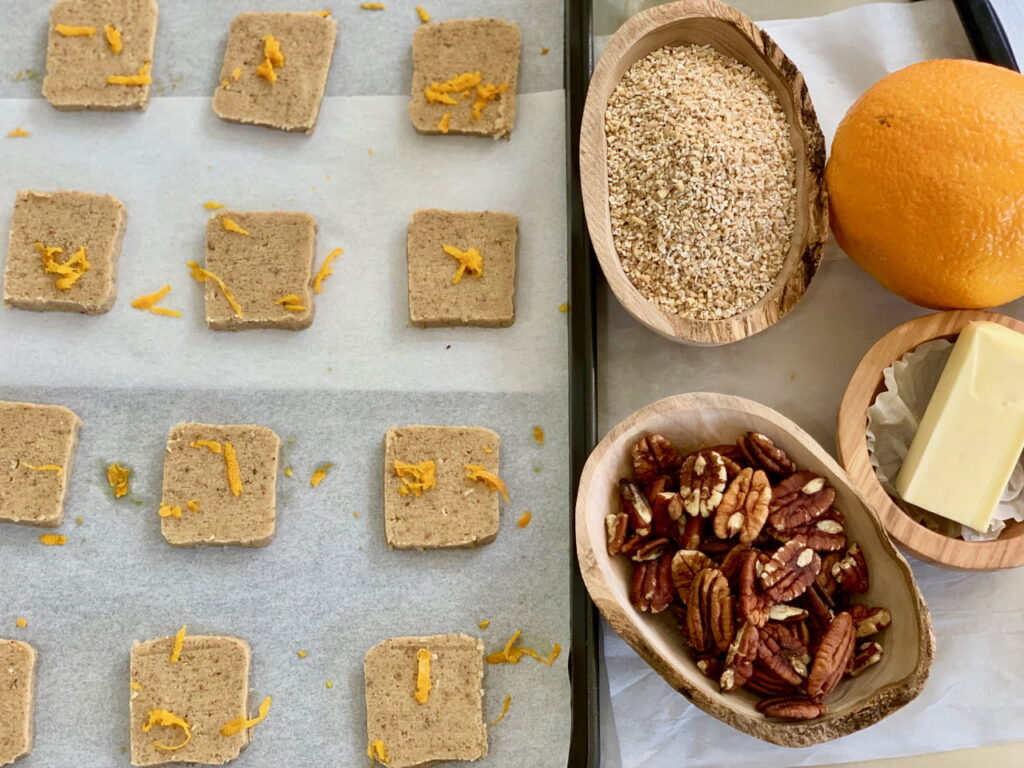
[563,1,1017,766]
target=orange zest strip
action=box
[107,60,152,86]
[142,709,192,752]
[131,285,182,317]
[313,248,343,294]
[170,625,187,664]
[224,443,243,497]
[413,648,432,704]
[488,694,512,726]
[186,261,244,318]
[55,24,96,36]
[220,696,272,736]
[464,464,510,502]
[39,534,67,546]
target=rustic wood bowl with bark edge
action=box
[837,310,1024,570]
[576,393,933,746]
[579,0,828,346]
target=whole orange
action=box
[826,59,1024,309]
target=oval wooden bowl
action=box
[837,310,1024,570]
[576,393,933,746]
[580,0,828,346]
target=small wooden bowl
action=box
[580,0,828,345]
[576,393,933,746]
[837,310,1024,570]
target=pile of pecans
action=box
[608,432,892,721]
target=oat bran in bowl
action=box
[580,0,828,345]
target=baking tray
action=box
[563,1,1018,765]
[0,1,575,766]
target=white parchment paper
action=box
[597,1,1024,766]
[0,1,571,766]
[866,339,1024,541]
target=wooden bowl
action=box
[837,310,1024,570]
[576,393,933,746]
[579,0,828,346]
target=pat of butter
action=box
[895,322,1024,532]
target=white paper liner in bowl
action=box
[865,338,1024,541]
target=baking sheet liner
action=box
[0,0,570,765]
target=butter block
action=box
[895,322,1024,531]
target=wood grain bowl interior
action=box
[576,393,933,746]
[837,310,1024,570]
[580,0,828,346]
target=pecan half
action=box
[800,581,835,634]
[778,516,847,552]
[618,478,653,538]
[643,474,676,504]
[686,568,734,654]
[832,543,870,593]
[760,540,821,603]
[848,640,883,677]
[720,543,752,585]
[680,513,703,550]
[817,552,842,597]
[695,655,722,680]
[631,537,670,562]
[757,622,810,685]
[629,552,674,614]
[737,549,771,628]
[768,604,808,623]
[632,434,682,485]
[738,432,796,476]
[768,474,836,532]
[807,612,855,702]
[713,468,771,544]
[688,446,744,481]
[720,622,759,692]
[757,696,825,720]
[606,512,629,556]
[744,665,799,697]
[670,549,714,601]
[679,451,727,518]
[650,492,684,540]
[849,605,892,638]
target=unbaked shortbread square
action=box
[383,425,502,550]
[364,634,487,768]
[0,640,36,767]
[0,400,81,528]
[213,11,337,134]
[3,190,127,314]
[202,211,317,331]
[129,633,251,767]
[42,0,159,111]
[409,19,521,139]
[407,209,518,328]
[160,422,280,548]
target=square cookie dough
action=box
[0,640,36,767]
[407,209,518,328]
[202,211,317,331]
[364,634,486,768]
[384,425,502,550]
[3,190,127,315]
[213,11,337,134]
[409,19,521,139]
[130,633,251,767]
[0,400,81,528]
[160,422,280,548]
[43,0,159,111]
